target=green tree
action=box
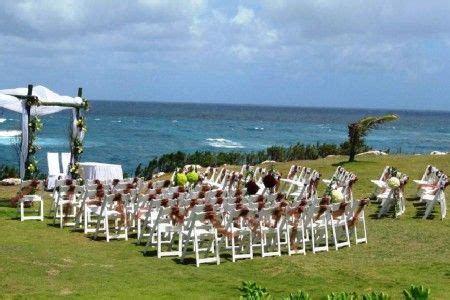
[347,114,399,162]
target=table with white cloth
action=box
[79,162,123,182]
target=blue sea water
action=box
[0,101,449,174]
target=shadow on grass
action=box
[412,202,437,219]
[173,257,197,265]
[331,160,378,167]
[406,196,419,202]
[142,249,157,257]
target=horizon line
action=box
[88,99,450,114]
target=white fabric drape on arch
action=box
[71,108,85,166]
[0,85,83,116]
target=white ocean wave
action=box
[254,127,264,130]
[0,118,6,123]
[0,130,21,137]
[111,120,122,123]
[94,118,101,121]
[206,138,244,149]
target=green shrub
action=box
[327,292,358,300]
[362,292,390,300]
[239,281,272,300]
[136,141,369,177]
[0,164,20,180]
[283,290,312,300]
[403,285,430,300]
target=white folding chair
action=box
[46,152,65,190]
[93,193,129,242]
[17,180,45,222]
[305,200,329,253]
[285,204,307,255]
[53,185,85,228]
[224,208,254,262]
[328,202,351,250]
[256,207,282,257]
[144,206,184,258]
[422,175,448,220]
[180,212,221,267]
[348,199,369,244]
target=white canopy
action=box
[0,85,83,116]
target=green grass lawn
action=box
[1,155,449,299]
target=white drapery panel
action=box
[20,102,28,178]
[70,108,85,166]
[0,85,83,116]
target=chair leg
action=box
[194,233,200,267]
[177,231,182,257]
[276,230,281,256]
[20,202,24,221]
[215,231,220,265]
[344,222,351,247]
[249,231,253,259]
[59,204,63,228]
[157,229,162,258]
[40,200,44,221]
[287,226,292,256]
[331,222,338,251]
[84,209,88,234]
[105,217,110,242]
[311,227,316,253]
[137,219,141,242]
[301,226,306,255]
[231,233,236,262]
[423,200,435,220]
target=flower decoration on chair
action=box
[262,165,279,191]
[186,168,199,185]
[387,177,400,189]
[175,171,188,186]
[331,189,344,203]
[245,172,259,195]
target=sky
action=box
[0,0,449,111]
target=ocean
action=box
[1,101,449,174]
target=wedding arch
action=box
[0,84,89,179]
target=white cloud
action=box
[0,0,448,101]
[230,44,258,61]
[231,6,255,25]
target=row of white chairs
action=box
[138,193,369,266]
[371,165,448,219]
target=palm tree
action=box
[347,114,399,162]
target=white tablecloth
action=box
[79,162,123,182]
